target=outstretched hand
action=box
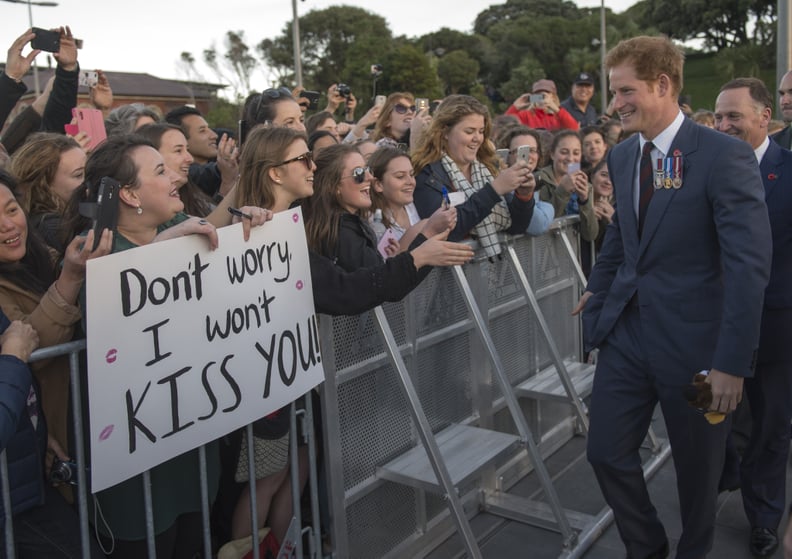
[5,30,40,82]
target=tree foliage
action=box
[638,0,776,50]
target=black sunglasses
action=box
[393,104,416,115]
[273,151,314,170]
[255,87,293,122]
[344,166,372,184]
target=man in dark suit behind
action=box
[576,36,772,559]
[771,70,792,150]
[714,77,792,557]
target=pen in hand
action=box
[441,186,451,210]
[228,207,253,220]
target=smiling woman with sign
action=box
[63,135,270,558]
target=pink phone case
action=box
[72,107,107,150]
[377,228,399,259]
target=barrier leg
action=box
[373,306,484,559]
[451,266,576,548]
[0,451,14,559]
[506,244,590,431]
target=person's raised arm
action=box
[41,26,79,134]
[0,30,38,126]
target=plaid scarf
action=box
[441,154,511,257]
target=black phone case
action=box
[92,177,120,250]
[31,28,60,53]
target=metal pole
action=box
[600,0,607,115]
[291,0,303,88]
[26,0,41,96]
[779,0,791,109]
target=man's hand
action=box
[572,291,593,315]
[705,369,743,414]
[5,30,39,82]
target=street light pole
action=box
[291,0,303,88]
[1,0,60,96]
[600,0,607,114]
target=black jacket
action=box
[414,160,534,242]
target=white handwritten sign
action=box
[85,209,323,492]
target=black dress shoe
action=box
[625,541,669,559]
[749,527,778,557]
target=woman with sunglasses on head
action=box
[241,87,306,143]
[412,95,536,258]
[371,92,431,153]
[495,125,556,236]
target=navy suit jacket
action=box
[583,118,772,384]
[760,140,792,309]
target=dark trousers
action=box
[2,484,103,559]
[586,308,729,559]
[740,364,792,529]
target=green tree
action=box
[637,0,776,50]
[379,43,442,100]
[258,6,393,95]
[437,50,480,94]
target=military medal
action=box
[654,157,664,189]
[672,153,683,188]
[663,157,674,189]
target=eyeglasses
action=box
[273,151,314,170]
[509,147,539,155]
[255,87,293,122]
[393,104,417,115]
[344,166,372,184]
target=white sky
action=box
[2,0,637,93]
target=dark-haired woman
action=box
[0,168,111,496]
[63,135,269,559]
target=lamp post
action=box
[291,0,303,88]
[1,0,60,96]
[599,0,607,114]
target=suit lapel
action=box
[761,140,783,202]
[638,119,699,259]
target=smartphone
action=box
[516,145,534,165]
[529,93,545,105]
[79,70,98,88]
[429,100,441,115]
[567,162,581,174]
[73,108,107,151]
[300,90,321,110]
[415,98,429,112]
[31,27,60,53]
[374,95,386,107]
[91,177,120,250]
[495,149,510,167]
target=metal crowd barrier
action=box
[318,217,670,559]
[2,342,322,558]
[0,218,669,559]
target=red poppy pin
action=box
[768,173,777,180]
[673,149,682,157]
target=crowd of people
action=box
[1,24,791,559]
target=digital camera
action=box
[336,83,351,98]
[50,457,79,485]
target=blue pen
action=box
[441,186,451,209]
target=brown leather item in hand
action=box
[683,372,726,425]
